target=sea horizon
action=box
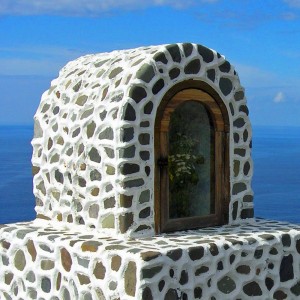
[0,124,300,225]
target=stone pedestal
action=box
[1,219,300,299]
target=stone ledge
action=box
[1,218,300,299]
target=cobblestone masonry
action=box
[1,219,300,299]
[2,43,300,299]
[31,43,253,238]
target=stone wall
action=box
[1,219,300,299]
[32,43,253,238]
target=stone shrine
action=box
[1,43,300,299]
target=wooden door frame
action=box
[154,80,230,234]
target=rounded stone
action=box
[60,248,72,272]
[93,261,106,280]
[152,79,165,95]
[184,59,201,74]
[169,68,180,79]
[129,86,147,103]
[164,288,178,300]
[142,287,153,300]
[197,45,214,63]
[219,77,233,96]
[188,246,204,261]
[125,261,136,296]
[183,43,193,57]
[217,276,236,294]
[194,287,202,299]
[243,281,262,296]
[166,44,181,63]
[14,250,26,271]
[41,277,51,293]
[123,103,136,121]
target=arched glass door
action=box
[157,88,226,233]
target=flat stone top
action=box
[1,219,300,256]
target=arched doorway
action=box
[155,84,229,233]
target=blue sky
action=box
[1,0,300,126]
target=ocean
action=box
[0,125,300,224]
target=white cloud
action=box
[284,0,300,8]
[0,0,213,16]
[273,91,285,103]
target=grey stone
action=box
[140,251,161,261]
[207,69,215,82]
[121,127,134,142]
[233,118,246,128]
[273,290,287,300]
[159,280,165,292]
[139,207,150,218]
[243,281,262,296]
[254,249,263,259]
[197,45,214,63]
[120,163,140,175]
[137,64,155,83]
[55,170,64,184]
[119,213,134,233]
[154,52,168,64]
[41,277,51,293]
[104,197,115,209]
[265,277,274,291]
[188,246,204,261]
[129,86,147,103]
[99,127,114,140]
[209,243,219,256]
[184,59,201,74]
[241,208,254,219]
[76,95,88,106]
[194,287,202,299]
[144,101,153,114]
[109,67,123,79]
[166,249,182,261]
[142,266,163,279]
[152,79,165,95]
[90,169,101,181]
[240,105,249,115]
[165,288,179,300]
[139,190,150,204]
[183,43,193,57]
[119,145,135,158]
[232,182,247,195]
[282,234,291,247]
[140,151,150,160]
[169,67,180,79]
[123,103,136,121]
[124,261,136,296]
[236,265,250,274]
[234,90,244,101]
[104,147,114,158]
[179,270,189,285]
[280,254,294,282]
[219,61,231,73]
[291,281,300,296]
[88,147,101,163]
[195,266,209,275]
[217,276,236,294]
[122,178,144,188]
[139,133,150,145]
[219,77,233,96]
[166,44,181,63]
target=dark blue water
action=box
[0,125,35,223]
[0,125,300,224]
[252,126,300,223]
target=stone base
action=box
[1,218,300,299]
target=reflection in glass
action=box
[168,101,215,219]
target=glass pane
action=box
[168,101,215,219]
